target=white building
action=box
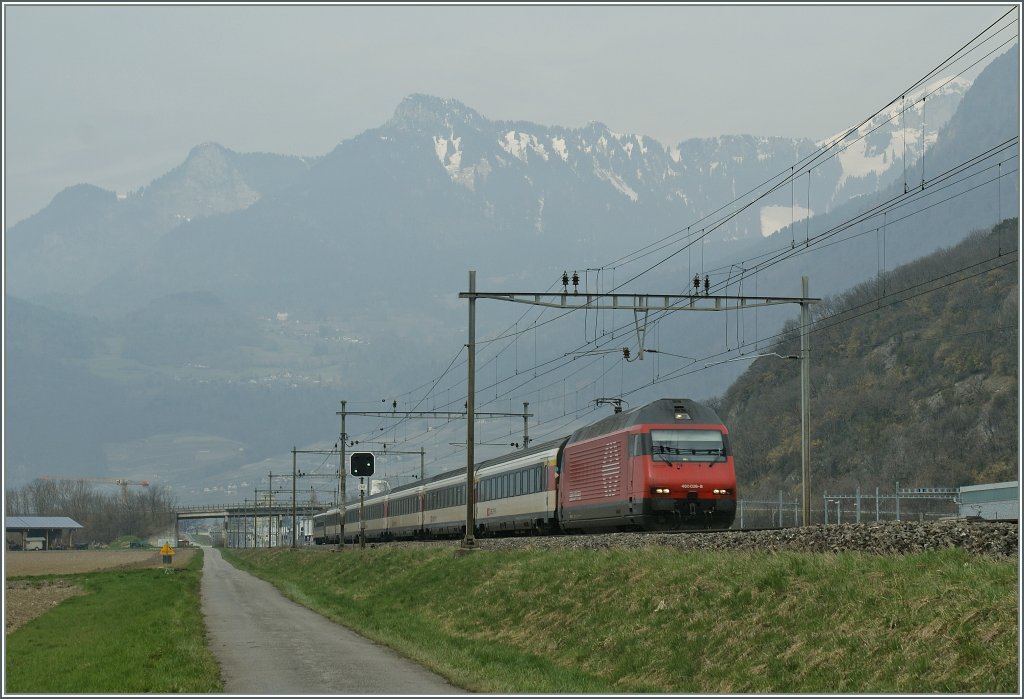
[957,481,1019,521]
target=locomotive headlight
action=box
[651,487,671,495]
[713,488,731,495]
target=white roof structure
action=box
[5,516,84,530]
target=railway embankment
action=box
[223,519,1018,693]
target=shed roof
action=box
[5,516,84,530]
[959,480,1018,493]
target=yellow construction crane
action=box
[42,476,150,503]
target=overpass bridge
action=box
[173,500,333,548]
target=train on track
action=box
[312,398,736,544]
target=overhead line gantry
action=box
[460,271,820,549]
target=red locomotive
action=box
[558,398,736,532]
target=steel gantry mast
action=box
[337,398,532,548]
[459,271,820,544]
[290,448,341,547]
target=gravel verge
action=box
[354,519,1018,558]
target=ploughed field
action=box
[5,548,198,576]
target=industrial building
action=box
[957,481,1019,521]
[5,516,84,550]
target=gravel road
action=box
[200,546,466,694]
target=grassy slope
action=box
[222,545,1018,694]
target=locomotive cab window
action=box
[649,429,726,462]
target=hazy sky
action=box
[3,3,1016,228]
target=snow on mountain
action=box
[821,76,971,195]
[388,83,969,243]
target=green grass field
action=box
[4,549,222,694]
[222,545,1019,694]
[4,544,1016,694]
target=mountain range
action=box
[3,46,1018,504]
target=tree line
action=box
[5,478,178,545]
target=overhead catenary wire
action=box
[385,152,1017,468]
[625,250,1018,395]
[345,11,1018,477]
[595,22,1018,288]
[394,167,1018,466]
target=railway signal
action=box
[350,452,375,477]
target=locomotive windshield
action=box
[649,429,725,462]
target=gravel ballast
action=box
[359,519,1018,558]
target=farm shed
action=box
[5,516,84,550]
[957,481,1019,521]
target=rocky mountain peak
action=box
[387,94,485,133]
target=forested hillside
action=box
[718,219,1018,500]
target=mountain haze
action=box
[3,47,1018,504]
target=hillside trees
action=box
[719,219,1019,503]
